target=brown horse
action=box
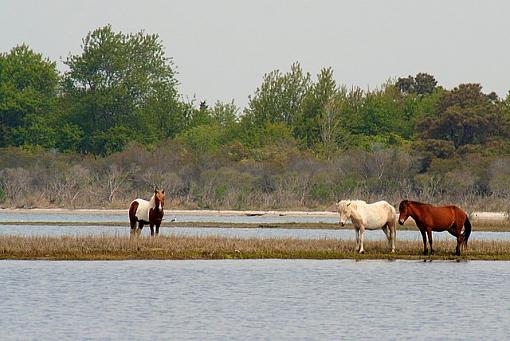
[398,200,471,256]
[129,189,165,236]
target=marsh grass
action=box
[1,235,510,260]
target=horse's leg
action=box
[382,224,390,240]
[137,222,144,236]
[382,224,392,250]
[390,222,396,253]
[130,219,137,236]
[359,227,365,254]
[354,227,360,252]
[419,227,428,255]
[155,224,160,236]
[455,226,462,256]
[150,223,155,237]
[384,222,396,253]
[426,228,433,255]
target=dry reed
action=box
[1,235,510,260]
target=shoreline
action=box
[1,207,508,219]
[1,208,510,231]
[0,208,337,217]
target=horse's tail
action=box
[463,216,472,246]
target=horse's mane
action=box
[403,200,437,209]
[340,199,366,204]
[407,200,429,206]
[148,193,156,206]
[336,199,366,208]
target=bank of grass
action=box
[1,235,510,261]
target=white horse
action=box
[336,200,397,253]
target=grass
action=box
[1,235,510,261]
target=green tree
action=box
[0,44,59,147]
[414,73,437,95]
[176,123,224,155]
[244,62,311,127]
[396,73,437,95]
[63,25,183,154]
[209,100,239,128]
[416,84,504,158]
[176,100,240,156]
[294,67,337,148]
[183,100,212,129]
[342,83,414,147]
[396,75,415,94]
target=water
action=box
[2,211,509,339]
[1,223,510,242]
[1,259,509,340]
[1,211,510,241]
[0,210,339,224]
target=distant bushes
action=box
[1,144,509,212]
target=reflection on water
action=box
[1,259,509,340]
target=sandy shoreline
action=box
[1,208,508,219]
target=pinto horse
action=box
[398,200,471,256]
[129,189,165,236]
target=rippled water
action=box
[1,259,509,340]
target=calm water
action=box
[1,211,510,241]
[1,259,509,340]
[0,211,339,224]
[1,223,510,242]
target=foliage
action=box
[244,62,311,127]
[62,25,182,154]
[176,123,225,155]
[1,29,508,162]
[2,27,510,211]
[396,72,437,95]
[416,84,505,162]
[0,44,59,147]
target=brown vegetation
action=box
[2,146,510,213]
[1,235,510,260]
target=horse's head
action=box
[336,200,354,227]
[398,200,410,225]
[154,189,165,213]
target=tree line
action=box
[1,25,510,210]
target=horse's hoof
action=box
[359,250,365,254]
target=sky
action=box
[1,0,509,108]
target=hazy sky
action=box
[1,0,509,108]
